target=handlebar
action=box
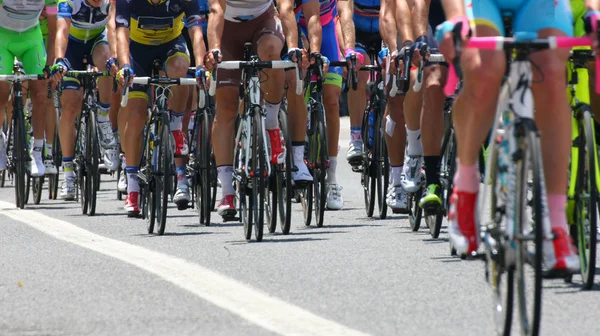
[208,60,302,97]
[121,77,198,107]
[390,47,414,97]
[0,74,46,81]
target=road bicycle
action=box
[564,48,598,289]
[209,47,302,241]
[122,59,198,235]
[446,30,595,336]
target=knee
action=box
[166,56,190,78]
[424,66,442,91]
[462,51,504,101]
[31,89,46,107]
[257,36,283,60]
[532,50,568,95]
[323,91,340,110]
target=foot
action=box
[447,189,478,255]
[118,172,128,193]
[174,183,190,210]
[291,161,313,183]
[30,148,45,177]
[346,140,363,164]
[98,121,117,149]
[544,227,580,277]
[59,176,76,201]
[0,132,6,170]
[217,194,236,218]
[419,184,442,212]
[124,192,140,217]
[326,184,344,210]
[172,130,189,156]
[267,129,286,165]
[103,145,120,171]
[44,155,58,175]
[401,156,423,193]
[386,184,408,214]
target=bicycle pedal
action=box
[175,201,189,211]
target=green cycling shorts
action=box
[0,24,47,75]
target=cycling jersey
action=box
[466,0,573,37]
[571,0,585,37]
[353,0,379,33]
[0,0,56,32]
[296,0,336,26]
[57,0,110,43]
[115,0,202,46]
[225,0,272,22]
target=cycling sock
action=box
[63,157,74,179]
[424,156,441,186]
[121,155,126,170]
[547,194,568,231]
[391,165,402,186]
[125,166,140,193]
[453,161,479,194]
[292,145,304,166]
[176,166,187,186]
[45,143,53,157]
[406,127,423,156]
[217,165,235,196]
[98,102,110,123]
[170,110,185,131]
[350,126,362,142]
[326,156,337,184]
[264,101,280,130]
[33,138,44,152]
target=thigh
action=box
[514,0,573,36]
[321,20,343,88]
[20,27,47,76]
[466,0,505,36]
[218,21,248,88]
[90,33,110,67]
[0,46,15,75]
[251,5,285,49]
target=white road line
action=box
[0,201,369,336]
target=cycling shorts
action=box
[0,24,47,76]
[355,29,382,56]
[571,0,585,37]
[62,33,108,90]
[129,35,190,100]
[299,17,342,88]
[466,0,573,36]
[218,5,284,88]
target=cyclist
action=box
[205,0,302,218]
[51,0,119,201]
[376,0,417,213]
[437,0,579,273]
[40,9,59,175]
[115,0,206,216]
[0,1,57,177]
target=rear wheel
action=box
[14,112,27,209]
[314,117,328,227]
[49,129,61,200]
[155,121,172,235]
[32,176,44,204]
[362,109,375,217]
[278,107,293,234]
[251,111,265,241]
[87,110,100,216]
[409,189,423,231]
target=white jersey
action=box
[224,0,271,22]
[0,0,53,33]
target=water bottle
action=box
[367,108,375,148]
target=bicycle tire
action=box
[252,110,265,241]
[49,128,61,200]
[486,139,514,336]
[32,176,43,204]
[25,174,31,205]
[87,109,99,216]
[409,188,423,231]
[314,116,327,227]
[199,110,212,225]
[575,110,597,289]
[362,109,376,217]
[144,139,157,233]
[14,107,27,209]
[155,119,171,235]
[515,130,543,336]
[375,110,388,219]
[77,117,89,214]
[278,107,293,234]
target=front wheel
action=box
[155,121,172,235]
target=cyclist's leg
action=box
[21,25,49,177]
[43,80,57,174]
[285,66,312,182]
[516,0,578,271]
[385,92,408,212]
[254,5,286,165]
[0,37,14,170]
[449,0,505,254]
[164,37,192,207]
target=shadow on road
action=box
[225,237,328,245]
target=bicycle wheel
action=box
[375,110,388,219]
[409,189,423,231]
[362,109,376,217]
[77,118,89,214]
[199,110,212,225]
[155,120,172,235]
[14,110,27,209]
[25,173,31,205]
[143,140,157,233]
[86,110,100,216]
[49,129,61,200]
[574,110,597,289]
[278,107,293,234]
[116,165,123,200]
[485,140,514,336]
[314,117,328,227]
[251,111,265,241]
[32,176,43,204]
[515,130,544,336]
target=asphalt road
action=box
[1,118,599,336]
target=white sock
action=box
[292,145,304,166]
[406,127,423,156]
[127,174,140,193]
[170,110,184,131]
[264,101,281,130]
[391,165,403,186]
[98,103,110,123]
[33,138,44,152]
[217,165,235,196]
[326,156,337,184]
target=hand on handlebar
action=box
[50,58,69,82]
[412,35,429,66]
[205,49,222,72]
[106,57,119,76]
[310,52,329,75]
[435,16,471,64]
[116,64,135,87]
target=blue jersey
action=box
[353,0,379,34]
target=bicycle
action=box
[122,59,198,235]
[209,47,302,241]
[446,30,595,336]
[0,69,46,209]
[564,48,598,289]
